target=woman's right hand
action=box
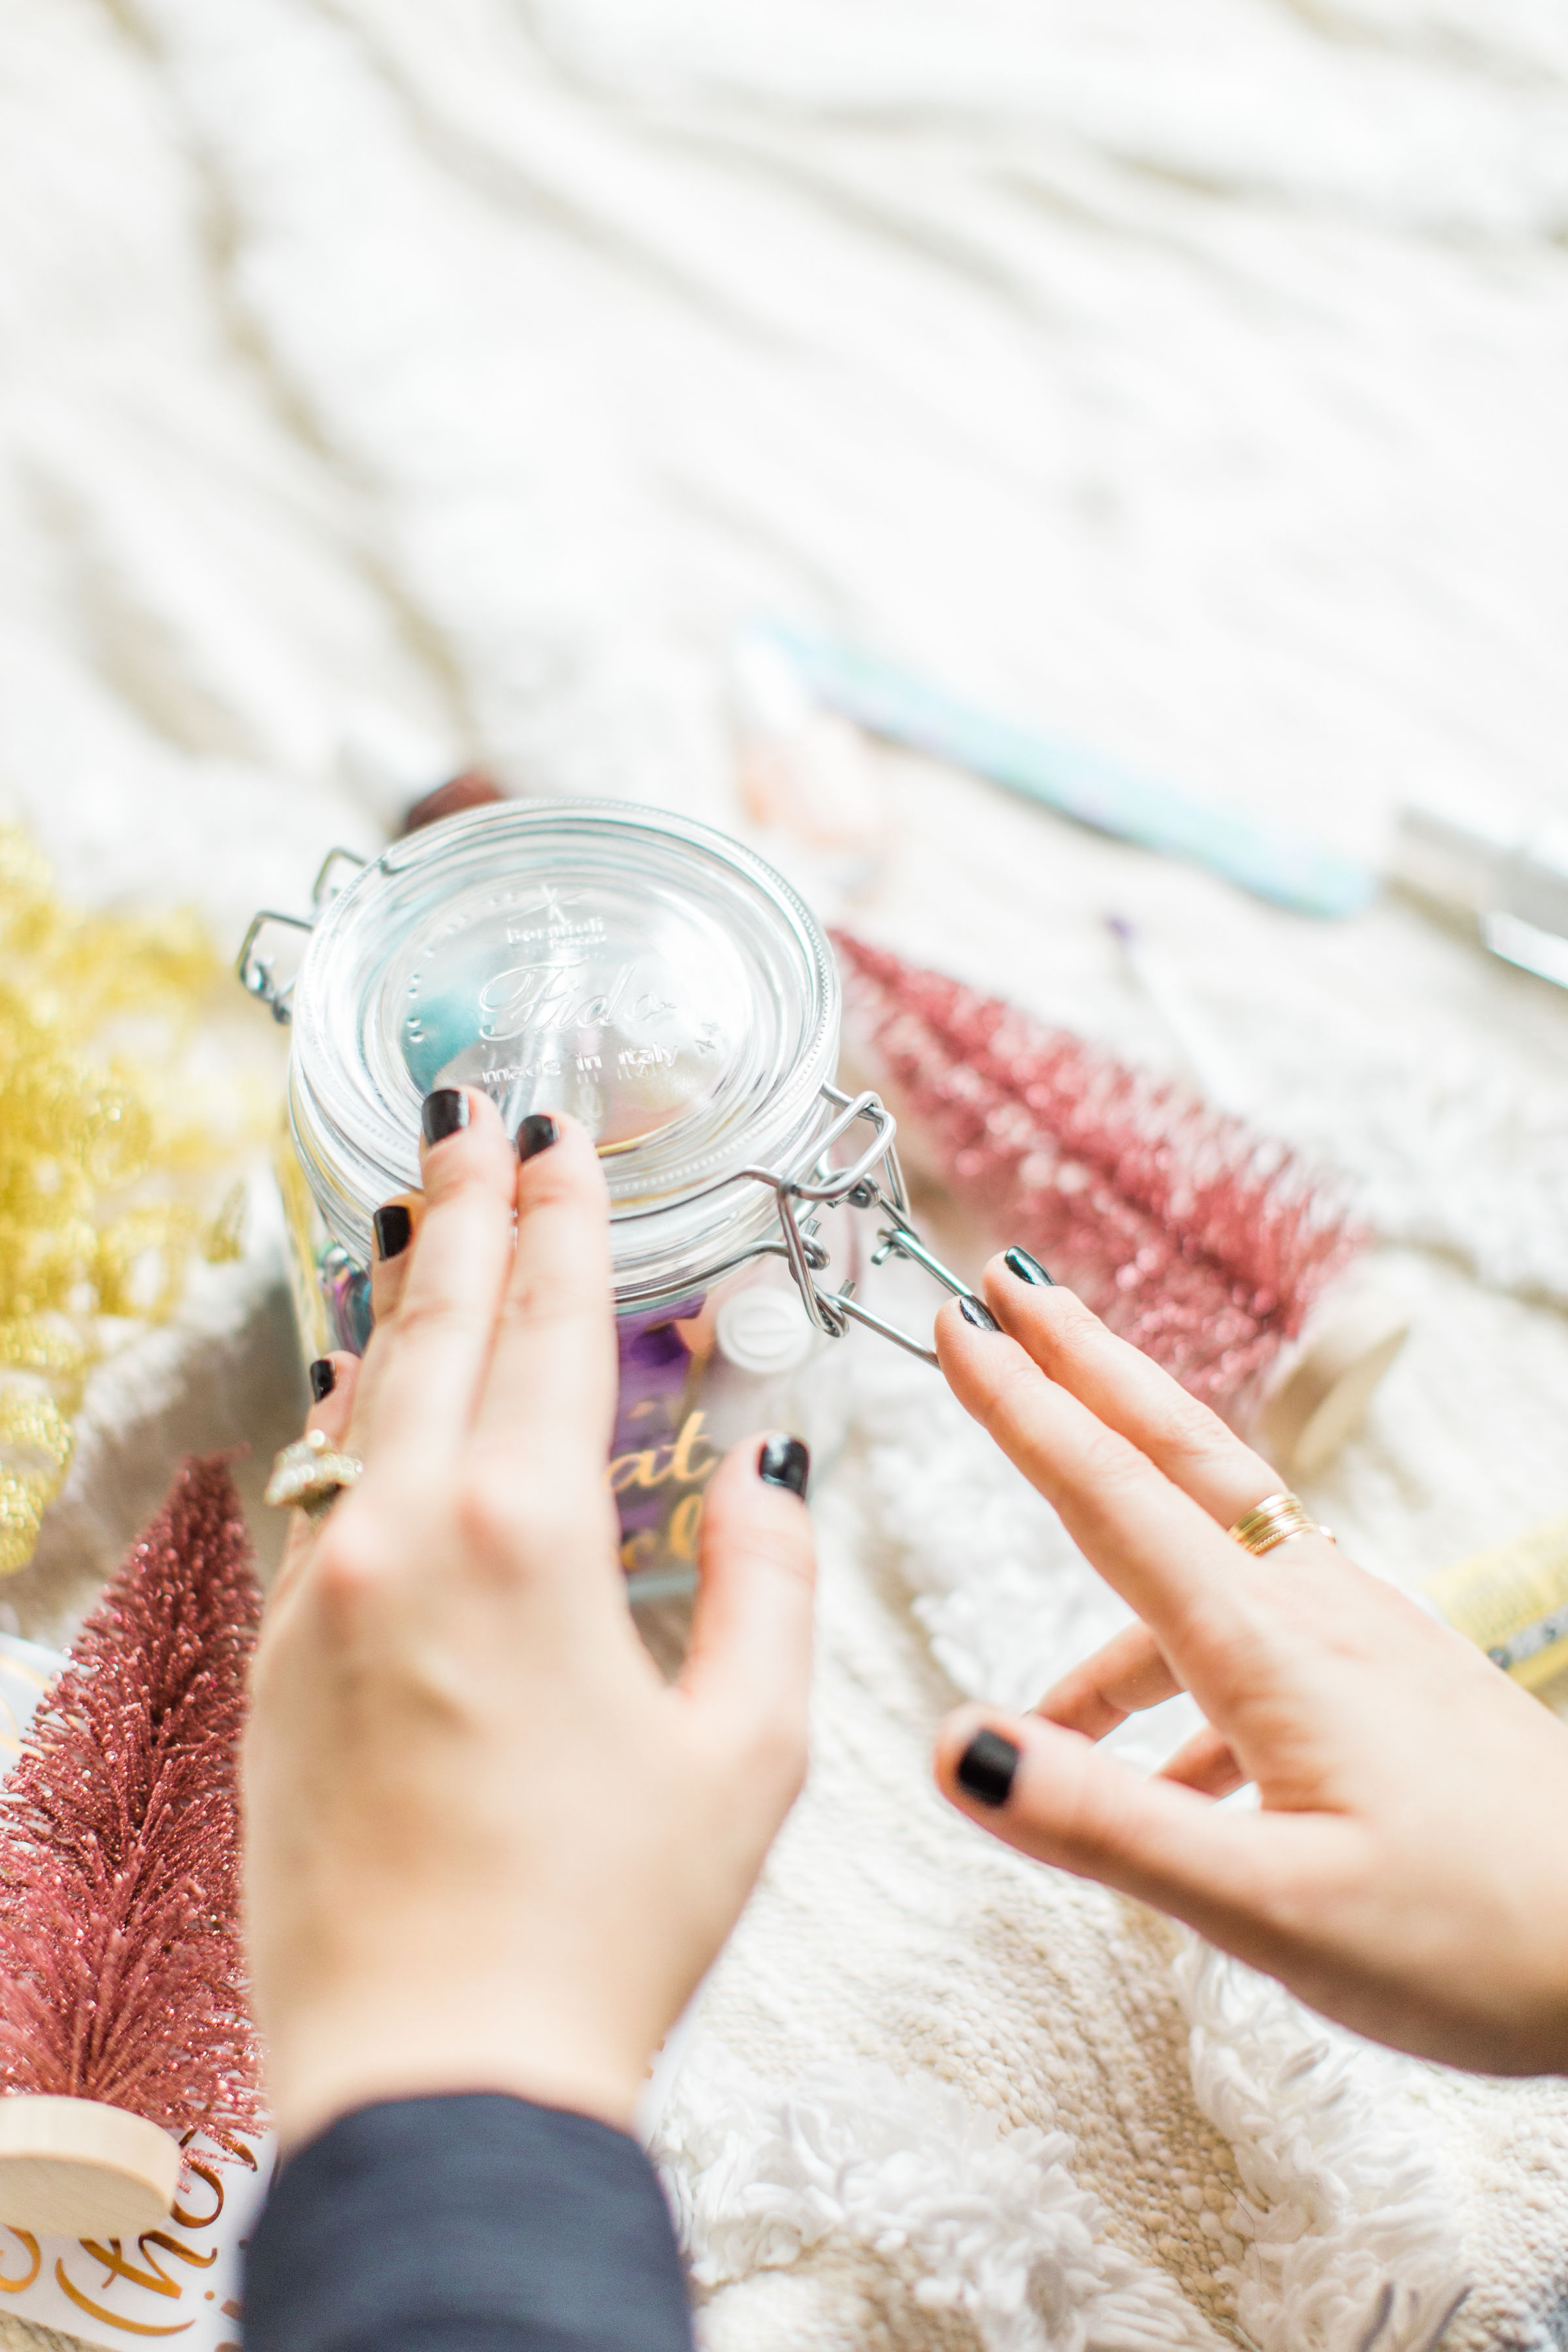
[932,1258,1568,2076]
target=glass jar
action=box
[242,800,968,1600]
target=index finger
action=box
[936,1300,1281,1690]
[470,1112,619,1482]
[979,1256,1283,1531]
[355,1087,519,1465]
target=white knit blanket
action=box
[3,5,1568,2346]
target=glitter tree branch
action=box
[836,930,1364,1425]
[0,1458,263,2143]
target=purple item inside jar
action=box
[610,1299,716,1575]
[321,1245,719,1578]
[610,1299,723,1577]
[613,1313,694,1504]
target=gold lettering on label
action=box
[606,1411,720,1497]
[0,2231,39,2293]
[76,2234,218,2299]
[667,1414,719,1484]
[608,1448,659,1495]
[620,1529,660,1576]
[171,2161,225,2232]
[182,2128,257,2174]
[611,1411,721,1573]
[667,1492,705,1562]
[53,2259,193,2336]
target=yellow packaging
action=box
[1425,1514,1568,1693]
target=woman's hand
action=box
[933,1256,1568,2074]
[244,1092,816,2152]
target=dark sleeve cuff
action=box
[243,2091,694,2352]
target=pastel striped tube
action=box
[756,622,1376,919]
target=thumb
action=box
[934,1703,1289,1943]
[679,1431,817,1788]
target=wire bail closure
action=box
[236,847,367,1024]
[736,1083,981,1367]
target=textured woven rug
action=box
[3,3,1568,2345]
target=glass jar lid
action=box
[288,800,841,1309]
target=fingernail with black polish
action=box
[1004,1247,1055,1287]
[308,1357,336,1403]
[959,1294,1000,1332]
[517,1113,562,1163]
[421,1087,470,1146]
[957,1728,1020,1808]
[373,1203,412,1262]
[758,1433,810,1500]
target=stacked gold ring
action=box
[265,1429,364,1522]
[1228,1491,1334,1558]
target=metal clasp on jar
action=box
[236,847,367,1023]
[625,1083,985,1368]
[745,1085,983,1367]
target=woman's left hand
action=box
[245,1092,817,2151]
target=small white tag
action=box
[715,1287,815,1376]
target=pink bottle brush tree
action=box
[835,930,1364,1430]
[0,1457,263,2238]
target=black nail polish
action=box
[372,1203,412,1262]
[421,1087,470,1145]
[308,1358,336,1403]
[517,1113,562,1163]
[957,1728,1019,1808]
[757,1434,810,1500]
[959,1294,1000,1332]
[1004,1247,1055,1287]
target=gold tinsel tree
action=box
[0,829,265,1575]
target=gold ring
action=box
[265,1429,364,1521]
[1228,1491,1335,1558]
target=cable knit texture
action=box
[1,4,1566,2348]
